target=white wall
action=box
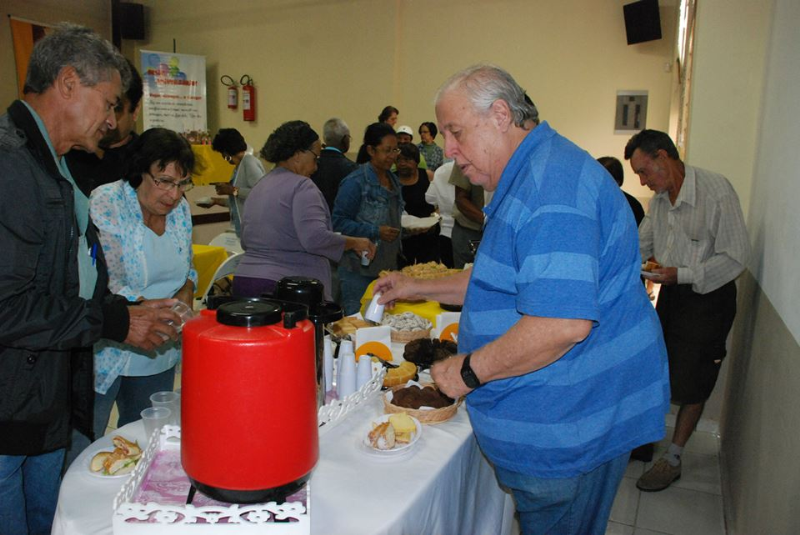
[743,0,800,344]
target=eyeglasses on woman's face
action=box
[147,172,194,192]
[304,149,321,162]
[377,146,401,155]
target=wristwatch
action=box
[460,353,481,389]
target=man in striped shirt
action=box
[627,130,749,492]
[375,65,669,534]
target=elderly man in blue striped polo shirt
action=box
[375,64,670,535]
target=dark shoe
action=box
[636,458,681,492]
[630,442,655,463]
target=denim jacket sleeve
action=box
[332,170,380,241]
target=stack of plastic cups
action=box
[337,341,356,398]
[323,335,334,394]
[356,352,372,389]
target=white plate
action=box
[361,414,422,457]
[401,213,440,230]
[194,196,213,207]
[84,445,138,479]
[640,270,659,280]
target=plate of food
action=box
[361,413,422,457]
[401,213,441,231]
[86,435,142,478]
[641,260,662,280]
[194,196,214,208]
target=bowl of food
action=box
[382,312,432,343]
[384,382,461,424]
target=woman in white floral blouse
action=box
[89,128,197,437]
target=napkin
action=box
[355,325,393,362]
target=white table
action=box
[53,396,514,535]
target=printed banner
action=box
[140,50,207,135]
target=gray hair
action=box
[435,64,539,127]
[322,117,350,146]
[24,23,131,95]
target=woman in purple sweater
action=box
[233,121,375,300]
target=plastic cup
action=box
[169,301,194,333]
[356,352,373,389]
[337,353,357,398]
[150,391,180,426]
[141,406,171,444]
[324,335,334,393]
[364,292,385,324]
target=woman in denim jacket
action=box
[333,123,404,315]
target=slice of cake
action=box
[388,413,416,443]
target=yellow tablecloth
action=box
[192,244,229,297]
[190,145,233,186]
[361,279,448,324]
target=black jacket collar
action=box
[7,100,62,180]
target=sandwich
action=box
[89,435,142,476]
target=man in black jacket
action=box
[0,24,178,535]
[310,117,358,212]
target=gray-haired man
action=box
[0,24,179,534]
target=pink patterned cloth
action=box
[131,450,307,520]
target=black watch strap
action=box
[460,353,481,389]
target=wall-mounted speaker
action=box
[119,3,145,40]
[623,0,662,45]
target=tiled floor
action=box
[608,426,725,535]
[508,426,726,535]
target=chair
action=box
[199,252,243,305]
[208,230,243,255]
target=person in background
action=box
[396,143,439,266]
[0,24,178,535]
[449,164,485,268]
[598,156,644,227]
[310,118,359,302]
[627,129,749,492]
[378,105,399,127]
[206,128,266,237]
[311,118,358,213]
[65,57,143,196]
[425,161,457,268]
[88,128,197,441]
[418,121,444,171]
[333,122,403,315]
[375,64,668,535]
[395,125,432,181]
[233,121,374,300]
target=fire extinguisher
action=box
[241,74,256,122]
[221,75,238,110]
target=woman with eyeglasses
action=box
[333,122,404,315]
[88,127,197,437]
[233,120,375,300]
[208,128,265,237]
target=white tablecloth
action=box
[53,396,514,535]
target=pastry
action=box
[330,316,371,338]
[642,260,661,272]
[403,338,457,368]
[368,421,396,450]
[388,413,416,443]
[383,361,417,387]
[391,385,455,409]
